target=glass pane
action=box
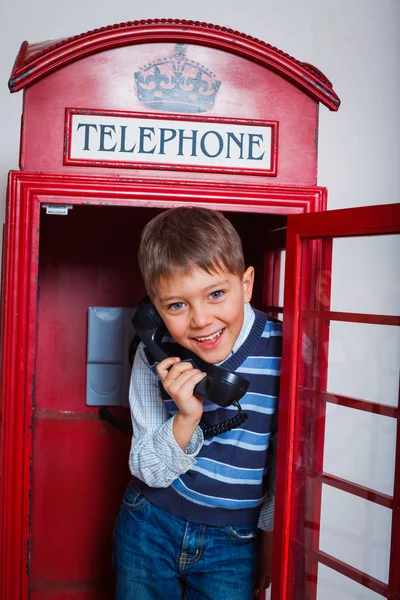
[327,321,400,406]
[289,224,400,599]
[330,235,400,316]
[323,403,397,495]
[317,564,385,600]
[320,485,392,584]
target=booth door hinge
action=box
[43,205,73,216]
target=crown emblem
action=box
[134,44,221,114]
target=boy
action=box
[113,207,281,600]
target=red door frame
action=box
[274,202,400,600]
[0,170,325,599]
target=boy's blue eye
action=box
[168,302,185,311]
[210,290,223,300]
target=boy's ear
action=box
[242,266,255,303]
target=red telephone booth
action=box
[1,19,399,600]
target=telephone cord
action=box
[100,401,248,440]
[201,401,248,439]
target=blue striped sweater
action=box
[133,308,282,527]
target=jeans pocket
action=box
[122,482,148,512]
[224,525,259,542]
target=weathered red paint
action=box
[8,19,340,112]
[0,20,344,600]
[0,172,325,599]
[274,203,400,600]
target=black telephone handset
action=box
[132,296,249,437]
[132,296,249,407]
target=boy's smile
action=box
[153,266,254,364]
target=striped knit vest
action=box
[132,308,282,527]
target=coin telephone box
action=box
[0,19,352,600]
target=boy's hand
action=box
[156,357,206,451]
[253,530,273,598]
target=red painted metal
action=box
[263,250,283,319]
[2,22,341,599]
[308,390,399,419]
[388,383,400,597]
[261,225,286,319]
[263,305,284,314]
[30,418,130,582]
[30,589,112,600]
[301,309,400,326]
[283,237,332,600]
[307,238,332,600]
[0,174,36,600]
[272,253,281,309]
[304,544,389,597]
[274,203,400,600]
[0,170,325,600]
[8,20,340,111]
[13,30,326,186]
[271,213,300,600]
[289,203,400,237]
[4,171,327,212]
[317,472,393,509]
[263,252,275,308]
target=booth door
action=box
[273,203,400,600]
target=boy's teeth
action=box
[195,329,223,342]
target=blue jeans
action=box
[113,482,259,600]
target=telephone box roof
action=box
[8,19,340,111]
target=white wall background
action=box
[1,2,399,598]
[1,0,400,219]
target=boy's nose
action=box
[190,306,213,329]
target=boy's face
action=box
[152,266,254,364]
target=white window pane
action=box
[323,403,396,496]
[330,235,400,316]
[320,485,392,584]
[317,564,385,600]
[327,321,400,406]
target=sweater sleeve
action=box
[257,422,278,531]
[257,318,281,531]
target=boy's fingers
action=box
[168,368,205,392]
[162,361,195,383]
[174,371,206,400]
[156,357,181,378]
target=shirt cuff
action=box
[257,495,275,531]
[153,416,204,473]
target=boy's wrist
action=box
[175,412,201,428]
[172,412,202,452]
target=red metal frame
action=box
[4,18,344,600]
[64,108,279,177]
[390,382,400,599]
[262,227,287,318]
[274,202,400,600]
[301,237,332,600]
[263,250,283,318]
[3,171,327,211]
[0,170,326,600]
[8,20,340,112]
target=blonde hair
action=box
[138,207,245,298]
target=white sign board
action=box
[65,109,278,176]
